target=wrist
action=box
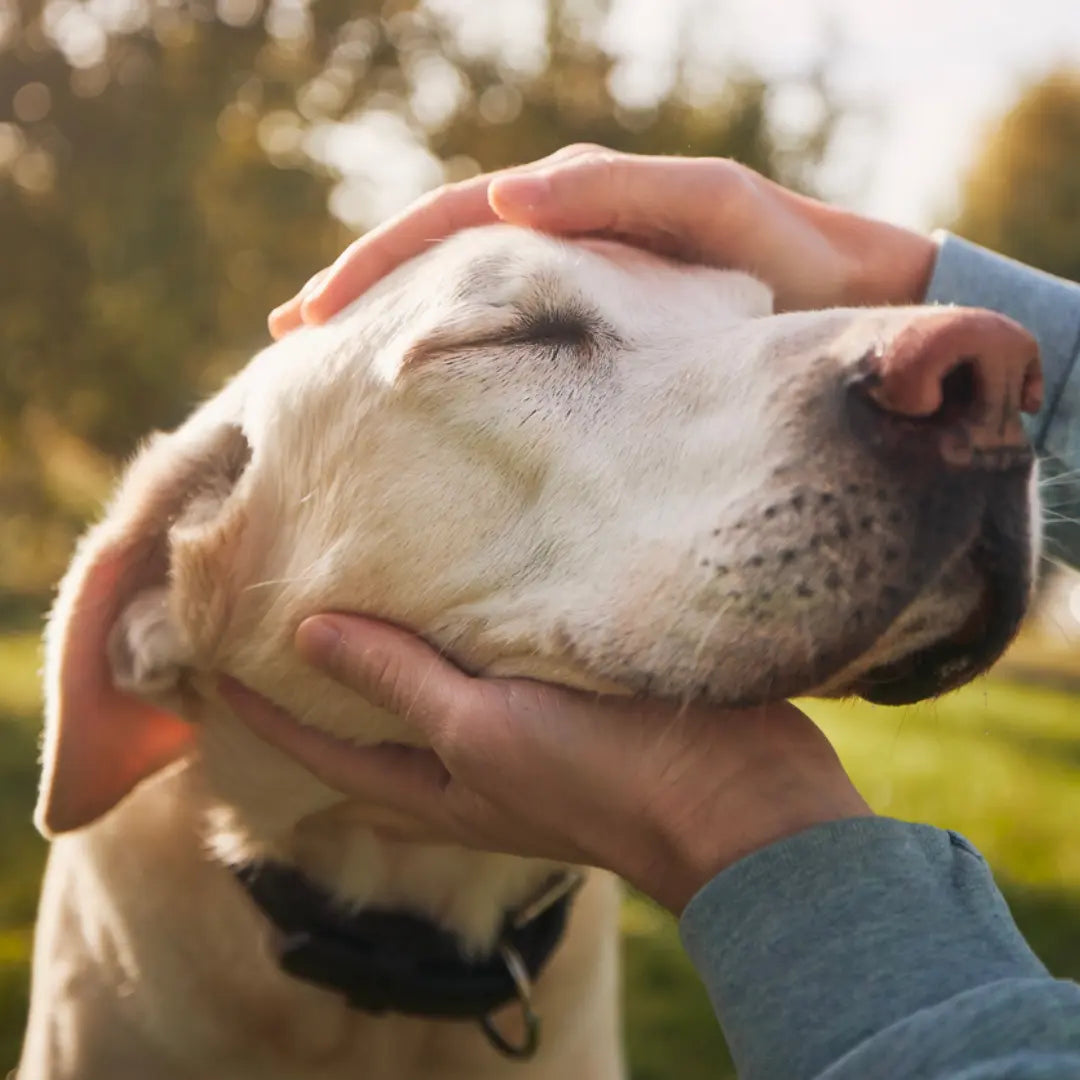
[631,770,873,914]
[847,224,938,307]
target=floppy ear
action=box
[37,422,252,836]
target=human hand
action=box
[268,146,938,337]
[220,614,871,913]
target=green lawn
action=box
[2,630,1079,1077]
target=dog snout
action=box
[848,309,1043,468]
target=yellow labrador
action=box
[21,226,1041,1079]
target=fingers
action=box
[218,675,452,815]
[266,145,671,335]
[300,175,500,323]
[267,146,749,336]
[489,150,748,251]
[267,297,303,340]
[294,615,483,742]
[266,149,594,335]
[268,268,330,340]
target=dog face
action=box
[39,225,1040,834]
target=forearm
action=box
[679,817,1080,1080]
[925,234,1080,568]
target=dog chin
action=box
[818,581,1025,707]
[621,571,1023,711]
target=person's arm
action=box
[925,234,1080,569]
[222,617,1080,1080]
[680,817,1080,1080]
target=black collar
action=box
[232,861,581,1060]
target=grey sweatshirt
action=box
[678,235,1080,1079]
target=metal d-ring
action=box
[509,870,585,929]
[478,942,540,1060]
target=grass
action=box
[2,629,1079,1077]
[0,631,47,1071]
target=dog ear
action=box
[36,422,252,836]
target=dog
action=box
[20,224,1042,1079]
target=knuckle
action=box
[560,141,605,157]
[438,178,467,199]
[704,158,756,201]
[412,180,469,233]
[577,146,622,171]
[338,237,366,263]
[493,680,531,716]
[430,680,499,760]
[416,183,453,212]
[550,143,621,172]
[435,177,473,200]
[434,694,473,751]
[446,787,495,837]
[362,647,411,711]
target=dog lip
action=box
[854,644,985,706]
[852,528,1028,706]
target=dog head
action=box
[38,225,1041,836]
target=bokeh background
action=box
[3,0,1080,1075]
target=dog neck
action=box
[188,695,562,954]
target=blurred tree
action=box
[0,0,836,605]
[951,69,1080,284]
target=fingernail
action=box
[296,616,345,669]
[490,173,551,211]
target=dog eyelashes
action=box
[409,308,604,366]
[510,310,596,350]
[507,307,625,364]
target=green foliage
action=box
[622,892,735,1079]
[0,0,834,604]
[951,69,1080,283]
[0,634,46,1069]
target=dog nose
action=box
[851,309,1043,468]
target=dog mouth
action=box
[851,525,1030,705]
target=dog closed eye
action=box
[509,310,596,349]
[403,302,618,368]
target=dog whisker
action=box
[241,576,322,593]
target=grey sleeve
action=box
[925,233,1080,569]
[678,818,1080,1080]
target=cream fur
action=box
[22,226,1037,1079]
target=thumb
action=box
[489,152,740,247]
[294,614,482,743]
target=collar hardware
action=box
[478,942,539,1059]
[510,869,584,929]
[231,862,581,1062]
